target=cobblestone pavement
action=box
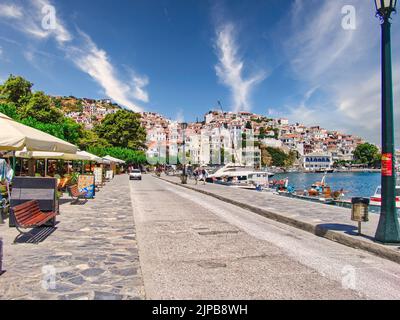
[0,174,145,300]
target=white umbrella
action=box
[15,149,91,161]
[0,112,78,153]
[103,155,126,164]
[77,151,104,163]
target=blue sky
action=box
[0,0,399,145]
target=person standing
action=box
[193,168,199,185]
[201,168,208,185]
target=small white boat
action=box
[207,163,274,187]
[370,186,400,208]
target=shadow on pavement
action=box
[316,223,376,242]
[14,227,58,244]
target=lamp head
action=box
[375,0,397,20]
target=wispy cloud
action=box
[214,23,267,112]
[66,32,144,112]
[132,74,150,103]
[0,0,148,112]
[0,3,23,19]
[282,0,400,144]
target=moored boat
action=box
[207,163,274,187]
[370,186,400,208]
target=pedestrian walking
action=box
[193,168,199,185]
[201,168,208,185]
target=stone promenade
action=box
[0,175,144,300]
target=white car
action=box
[129,169,142,181]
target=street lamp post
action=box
[181,123,188,184]
[374,0,400,243]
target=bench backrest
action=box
[13,200,41,226]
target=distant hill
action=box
[51,96,123,114]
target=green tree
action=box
[52,97,63,109]
[94,110,146,149]
[0,103,20,120]
[21,91,63,123]
[353,143,380,167]
[87,146,147,164]
[284,150,298,168]
[0,75,33,106]
[265,147,288,167]
[78,130,111,150]
[61,118,84,145]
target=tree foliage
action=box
[21,91,63,123]
[353,143,380,167]
[94,110,146,150]
[87,146,147,164]
[260,146,291,168]
[0,75,32,106]
[78,130,111,150]
[0,102,19,119]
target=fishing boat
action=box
[277,174,343,204]
[370,186,400,208]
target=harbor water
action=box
[274,172,382,199]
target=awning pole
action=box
[12,151,16,177]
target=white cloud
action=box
[214,23,267,112]
[0,3,23,19]
[129,71,150,103]
[0,0,149,111]
[29,0,72,43]
[0,1,72,43]
[65,32,144,112]
[282,0,400,144]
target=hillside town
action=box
[59,97,375,171]
[58,96,399,172]
[140,110,366,171]
[60,96,120,130]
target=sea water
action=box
[274,172,382,199]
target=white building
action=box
[302,153,333,171]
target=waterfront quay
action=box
[1,174,400,300]
[160,174,400,263]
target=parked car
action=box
[129,169,142,181]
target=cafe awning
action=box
[103,155,126,164]
[0,112,78,153]
[15,149,91,161]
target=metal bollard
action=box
[351,198,370,235]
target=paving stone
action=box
[0,175,145,300]
[112,267,138,277]
[68,276,86,285]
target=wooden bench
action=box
[67,185,87,203]
[12,200,56,242]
